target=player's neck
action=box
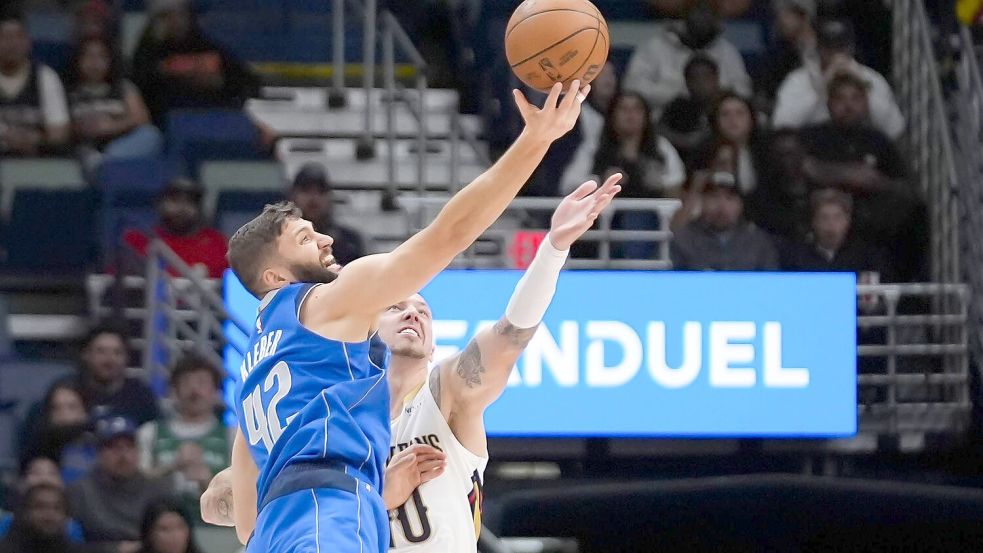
[387,357,428,419]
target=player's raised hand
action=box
[513,80,591,143]
[383,444,447,510]
[547,173,623,251]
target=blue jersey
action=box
[235,283,391,506]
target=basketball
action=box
[505,0,610,92]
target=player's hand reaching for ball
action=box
[547,173,623,251]
[514,80,591,144]
[384,444,447,511]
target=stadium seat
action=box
[97,158,185,265]
[0,158,85,220]
[165,110,267,174]
[5,189,97,273]
[199,160,285,219]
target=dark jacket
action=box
[671,220,780,271]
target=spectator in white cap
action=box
[772,18,905,140]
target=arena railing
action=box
[328,0,486,202]
[952,26,983,392]
[891,0,962,287]
[128,239,249,391]
[400,197,683,269]
[855,282,971,436]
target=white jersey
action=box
[388,372,488,552]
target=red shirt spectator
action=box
[123,178,228,278]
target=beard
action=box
[388,342,428,360]
[288,260,339,284]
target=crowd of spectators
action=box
[1,0,925,285]
[545,0,925,283]
[4,323,227,552]
[1,0,264,164]
[0,0,942,549]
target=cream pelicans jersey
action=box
[388,372,488,552]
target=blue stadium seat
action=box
[97,158,184,265]
[4,189,96,273]
[216,190,284,236]
[165,110,267,175]
[32,41,72,75]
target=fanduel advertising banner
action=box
[224,271,857,438]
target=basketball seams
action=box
[508,27,598,69]
[557,5,604,85]
[506,8,602,39]
[506,0,609,91]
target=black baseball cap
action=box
[292,163,331,192]
[94,416,137,446]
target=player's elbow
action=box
[426,219,476,257]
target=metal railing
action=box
[891,0,962,287]
[326,0,485,199]
[856,283,971,435]
[952,26,983,381]
[142,241,250,387]
[381,9,428,200]
[399,197,683,269]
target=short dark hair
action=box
[0,7,25,27]
[227,201,302,298]
[170,353,223,389]
[827,71,869,98]
[684,54,719,80]
[83,321,128,350]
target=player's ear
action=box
[259,267,288,292]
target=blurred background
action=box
[1,0,983,551]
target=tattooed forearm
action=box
[493,319,538,348]
[429,364,442,408]
[456,340,485,388]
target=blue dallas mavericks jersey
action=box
[235,283,391,506]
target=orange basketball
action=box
[505,0,610,92]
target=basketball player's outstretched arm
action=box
[308,81,591,331]
[432,176,621,456]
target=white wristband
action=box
[504,234,568,329]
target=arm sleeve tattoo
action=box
[455,340,485,388]
[493,319,538,348]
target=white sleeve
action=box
[560,132,600,195]
[771,71,821,130]
[865,70,905,140]
[38,65,70,127]
[656,136,686,192]
[136,421,157,471]
[504,236,569,329]
[718,41,753,98]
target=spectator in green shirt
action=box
[137,354,232,523]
